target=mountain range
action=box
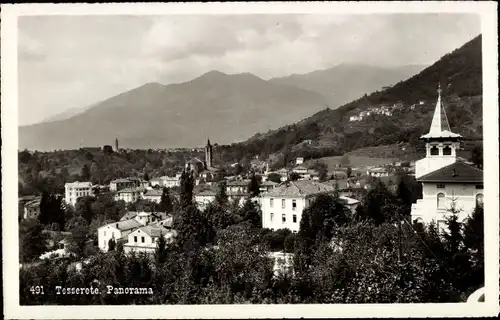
[236,35,482,162]
[19,63,426,151]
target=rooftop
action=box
[110,178,132,183]
[263,180,336,197]
[65,181,92,187]
[143,189,163,196]
[227,179,251,186]
[120,211,138,221]
[101,218,142,231]
[418,161,483,183]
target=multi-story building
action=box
[366,167,389,177]
[64,181,93,206]
[411,85,483,230]
[109,178,136,192]
[142,189,162,203]
[114,187,145,203]
[261,180,337,232]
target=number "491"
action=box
[30,286,45,294]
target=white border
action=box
[2,2,498,319]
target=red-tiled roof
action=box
[418,161,483,183]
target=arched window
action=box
[442,146,452,155]
[476,193,484,207]
[437,193,446,210]
[430,146,439,155]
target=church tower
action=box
[415,84,462,179]
[115,138,119,152]
[205,139,213,169]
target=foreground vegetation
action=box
[20,172,484,304]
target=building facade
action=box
[260,180,337,232]
[64,181,94,206]
[411,85,483,228]
[97,218,142,252]
[123,225,176,254]
[109,178,136,192]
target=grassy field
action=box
[308,155,398,171]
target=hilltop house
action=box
[23,198,41,220]
[64,181,93,206]
[366,167,389,177]
[411,85,483,230]
[114,187,145,203]
[142,189,163,203]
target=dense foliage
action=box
[20,174,484,304]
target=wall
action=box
[98,225,121,252]
[261,195,309,232]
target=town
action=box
[18,86,485,304]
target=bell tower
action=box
[205,139,213,169]
[415,84,462,179]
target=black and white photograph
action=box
[2,2,499,319]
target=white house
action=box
[338,196,360,214]
[123,225,177,254]
[64,181,93,206]
[226,180,250,194]
[142,189,162,203]
[23,198,40,220]
[114,187,145,203]
[194,188,248,211]
[295,157,304,165]
[260,181,278,193]
[109,178,136,192]
[292,165,308,175]
[411,85,483,230]
[97,218,142,252]
[260,180,337,232]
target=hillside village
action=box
[17,34,487,305]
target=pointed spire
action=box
[428,82,451,135]
[207,138,211,147]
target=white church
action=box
[411,84,483,232]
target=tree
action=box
[143,172,150,181]
[215,181,228,208]
[103,145,114,154]
[179,171,194,208]
[108,238,116,251]
[289,172,300,181]
[81,164,91,181]
[160,187,173,213]
[469,145,483,169]
[68,224,89,258]
[248,174,260,197]
[19,221,46,262]
[237,198,262,228]
[155,232,168,264]
[346,167,352,178]
[267,173,282,184]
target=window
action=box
[293,214,297,223]
[476,184,484,190]
[437,193,446,210]
[292,199,297,211]
[430,146,439,155]
[282,214,286,223]
[442,146,452,155]
[476,193,484,207]
[282,199,286,209]
[134,236,137,243]
[437,184,445,189]
[111,232,114,238]
[270,198,274,208]
[141,237,145,243]
[437,220,447,234]
[103,240,106,247]
[104,231,106,237]
[270,213,274,221]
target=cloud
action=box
[17,14,480,125]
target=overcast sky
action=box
[18,14,480,125]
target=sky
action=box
[18,13,481,126]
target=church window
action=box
[437,184,445,189]
[430,146,439,155]
[437,193,446,210]
[442,146,452,155]
[476,194,484,207]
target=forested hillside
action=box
[228,35,482,165]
